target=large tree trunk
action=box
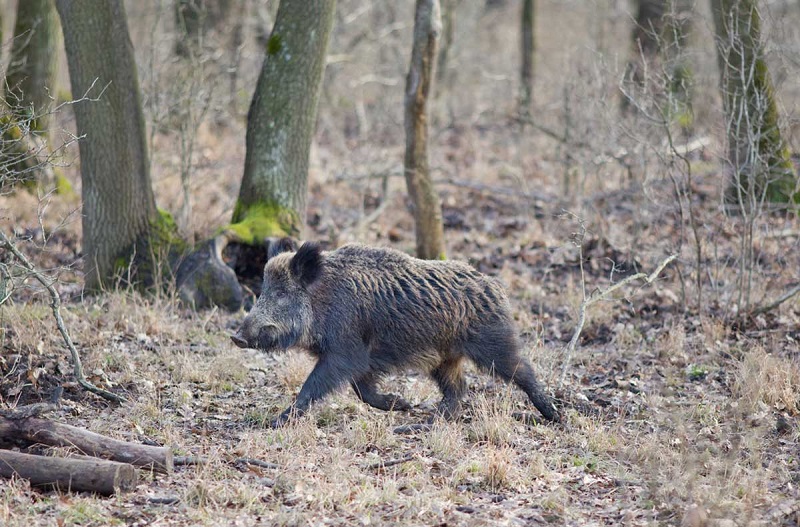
[56,0,158,291]
[711,0,797,204]
[519,0,534,117]
[7,0,60,133]
[233,0,336,241]
[404,0,445,260]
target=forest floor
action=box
[2,115,800,527]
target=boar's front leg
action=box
[271,355,361,428]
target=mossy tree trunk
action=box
[56,0,159,291]
[404,0,446,260]
[711,0,797,204]
[7,0,60,134]
[233,0,336,241]
[519,0,534,118]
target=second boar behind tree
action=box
[231,240,559,427]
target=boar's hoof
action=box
[388,397,412,412]
[269,414,291,429]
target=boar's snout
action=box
[230,332,249,348]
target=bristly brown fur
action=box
[232,242,560,427]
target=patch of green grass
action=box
[59,500,119,526]
[688,364,709,381]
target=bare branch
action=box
[750,283,800,316]
[560,254,678,387]
[0,230,126,404]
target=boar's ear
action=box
[290,242,323,287]
[267,237,298,260]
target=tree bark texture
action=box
[663,0,694,122]
[711,0,797,204]
[0,416,173,473]
[56,0,157,290]
[404,0,446,260]
[623,0,666,101]
[435,0,456,85]
[235,0,337,238]
[519,0,535,115]
[0,450,137,495]
[7,0,60,133]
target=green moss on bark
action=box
[267,34,282,55]
[150,208,187,252]
[54,169,74,196]
[225,201,300,244]
[113,209,187,284]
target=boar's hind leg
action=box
[464,331,560,423]
[351,374,411,412]
[431,357,466,419]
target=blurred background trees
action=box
[7,0,59,135]
[1,0,798,316]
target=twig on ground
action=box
[0,230,126,404]
[560,253,677,387]
[392,423,432,434]
[750,283,800,316]
[235,457,279,470]
[333,168,557,204]
[366,454,415,470]
[0,403,59,419]
[147,496,181,505]
[173,455,206,466]
[436,178,555,203]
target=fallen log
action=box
[0,450,137,495]
[0,416,173,474]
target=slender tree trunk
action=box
[228,0,246,114]
[7,0,60,133]
[622,0,666,112]
[632,0,666,62]
[711,0,797,204]
[664,0,694,128]
[233,0,336,240]
[56,0,158,291]
[436,0,456,85]
[519,0,534,117]
[174,0,234,58]
[404,0,446,260]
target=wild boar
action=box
[231,239,559,427]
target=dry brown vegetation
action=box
[2,0,800,525]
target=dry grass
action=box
[2,0,800,525]
[1,290,799,525]
[734,346,800,416]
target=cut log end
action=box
[0,450,138,495]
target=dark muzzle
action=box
[230,332,249,348]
